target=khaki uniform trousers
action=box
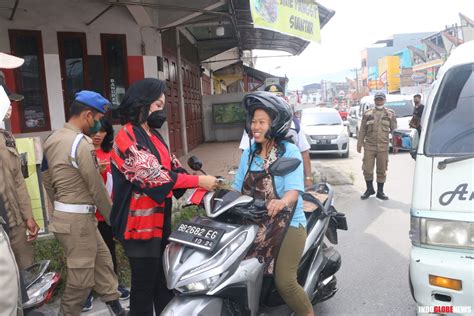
[50,211,119,316]
[362,150,389,183]
[9,223,34,270]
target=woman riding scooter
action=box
[232,91,313,316]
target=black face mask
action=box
[147,110,167,129]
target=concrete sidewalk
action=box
[177,141,242,180]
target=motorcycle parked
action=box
[22,260,61,314]
[162,156,348,315]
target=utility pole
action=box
[351,68,359,93]
[176,27,188,155]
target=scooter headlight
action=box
[175,232,248,294]
[23,272,60,309]
[177,274,221,293]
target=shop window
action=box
[101,34,128,119]
[58,32,89,120]
[164,58,170,81]
[8,29,50,132]
[171,62,176,83]
[182,67,186,87]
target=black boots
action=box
[361,181,389,200]
[106,299,129,316]
[376,182,389,200]
[360,181,376,199]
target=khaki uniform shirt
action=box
[357,107,397,152]
[42,123,111,221]
[0,129,33,228]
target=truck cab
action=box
[397,41,474,314]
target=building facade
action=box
[0,0,213,156]
[378,55,400,93]
[359,32,433,93]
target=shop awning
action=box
[105,0,335,61]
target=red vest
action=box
[111,124,170,240]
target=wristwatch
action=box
[305,176,313,180]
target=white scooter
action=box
[162,156,348,315]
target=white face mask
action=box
[375,105,384,110]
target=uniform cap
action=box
[0,52,24,69]
[75,90,111,114]
[0,53,25,101]
[374,92,386,100]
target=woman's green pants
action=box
[275,226,313,316]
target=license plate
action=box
[316,139,330,145]
[169,221,225,252]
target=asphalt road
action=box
[311,138,417,315]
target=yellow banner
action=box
[249,0,321,43]
[16,137,47,233]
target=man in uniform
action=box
[0,55,40,271]
[0,51,25,316]
[42,91,127,316]
[357,92,397,200]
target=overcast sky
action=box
[253,0,474,90]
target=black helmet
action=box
[243,91,292,139]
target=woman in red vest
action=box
[110,78,218,315]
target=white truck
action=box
[395,41,474,315]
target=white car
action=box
[301,107,350,158]
[347,105,362,138]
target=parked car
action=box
[338,106,348,121]
[301,107,350,158]
[347,105,361,137]
[394,41,474,314]
[385,98,414,129]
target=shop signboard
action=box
[411,72,427,83]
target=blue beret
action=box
[75,90,111,114]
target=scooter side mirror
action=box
[187,156,203,171]
[268,157,301,176]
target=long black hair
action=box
[117,78,167,126]
[99,117,114,153]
